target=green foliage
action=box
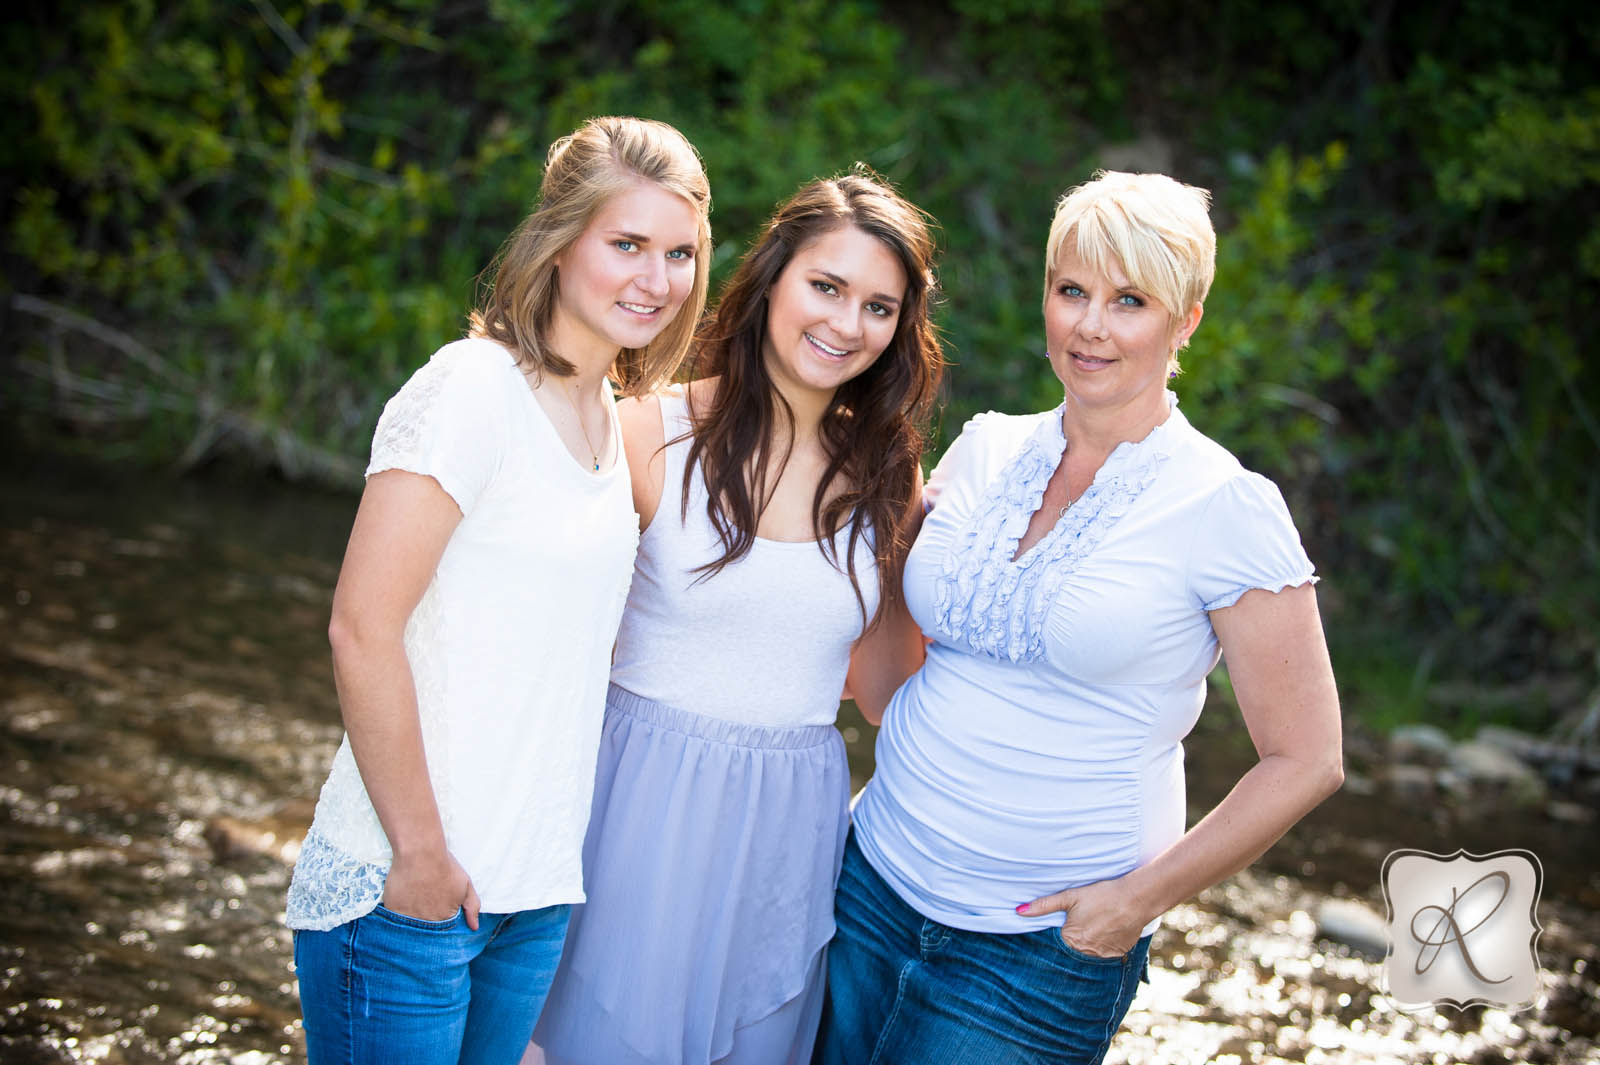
[1150,0,1600,718]
[1180,143,1352,472]
[4,0,1597,727]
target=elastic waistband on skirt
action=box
[605,682,840,751]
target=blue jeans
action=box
[293,903,571,1065]
[816,834,1149,1065]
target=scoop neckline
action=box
[660,387,848,548]
[512,358,625,480]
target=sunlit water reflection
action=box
[2,454,1596,1063]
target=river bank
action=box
[2,455,1596,1063]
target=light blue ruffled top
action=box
[931,399,1172,664]
[854,394,1318,936]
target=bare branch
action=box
[11,294,188,387]
[16,356,365,490]
[311,149,402,188]
[249,0,308,56]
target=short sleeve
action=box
[1187,471,1317,611]
[366,341,511,515]
[923,412,999,513]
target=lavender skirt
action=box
[532,683,850,1065]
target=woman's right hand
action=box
[331,469,478,931]
[382,845,482,930]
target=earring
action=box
[1168,369,1178,380]
[1043,349,1053,360]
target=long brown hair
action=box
[681,167,943,623]
[471,116,713,395]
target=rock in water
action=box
[204,799,314,864]
[1315,898,1389,958]
[1448,740,1548,808]
[1388,724,1454,765]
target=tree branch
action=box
[11,294,188,387]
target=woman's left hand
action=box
[1017,875,1148,959]
[1022,583,1344,961]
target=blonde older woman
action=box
[818,170,1343,1065]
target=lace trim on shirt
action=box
[284,567,452,931]
[284,829,385,931]
[367,352,452,477]
[931,402,1176,663]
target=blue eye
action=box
[666,248,691,261]
[1057,283,1083,298]
[613,240,636,252]
[1116,293,1144,307]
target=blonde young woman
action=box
[531,169,941,1065]
[818,170,1343,1064]
[285,116,712,1065]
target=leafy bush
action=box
[5,0,1596,730]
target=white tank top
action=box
[610,391,879,728]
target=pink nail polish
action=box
[1015,903,1029,914]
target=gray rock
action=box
[1547,800,1595,825]
[1382,764,1436,799]
[1315,898,1389,957]
[1475,725,1543,759]
[1341,770,1378,796]
[1448,741,1548,807]
[1434,767,1473,803]
[1473,725,1600,777]
[1389,724,1454,765]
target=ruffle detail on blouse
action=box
[1202,573,1320,612]
[931,401,1177,663]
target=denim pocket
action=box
[1043,927,1129,966]
[371,903,463,931]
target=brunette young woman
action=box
[285,116,713,1065]
[529,168,943,1065]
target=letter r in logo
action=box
[1381,848,1543,1012]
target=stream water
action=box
[2,453,1596,1063]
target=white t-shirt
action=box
[286,337,639,929]
[853,395,1317,935]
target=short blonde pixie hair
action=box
[1043,170,1215,367]
[473,116,713,396]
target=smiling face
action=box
[761,224,907,407]
[1044,243,1202,423]
[549,179,703,367]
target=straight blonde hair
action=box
[473,116,712,395]
[1044,170,1215,371]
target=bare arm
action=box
[617,392,668,530]
[844,593,927,726]
[328,469,480,927]
[843,466,928,725]
[1021,582,1344,955]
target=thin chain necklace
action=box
[564,383,602,472]
[1058,448,1080,517]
